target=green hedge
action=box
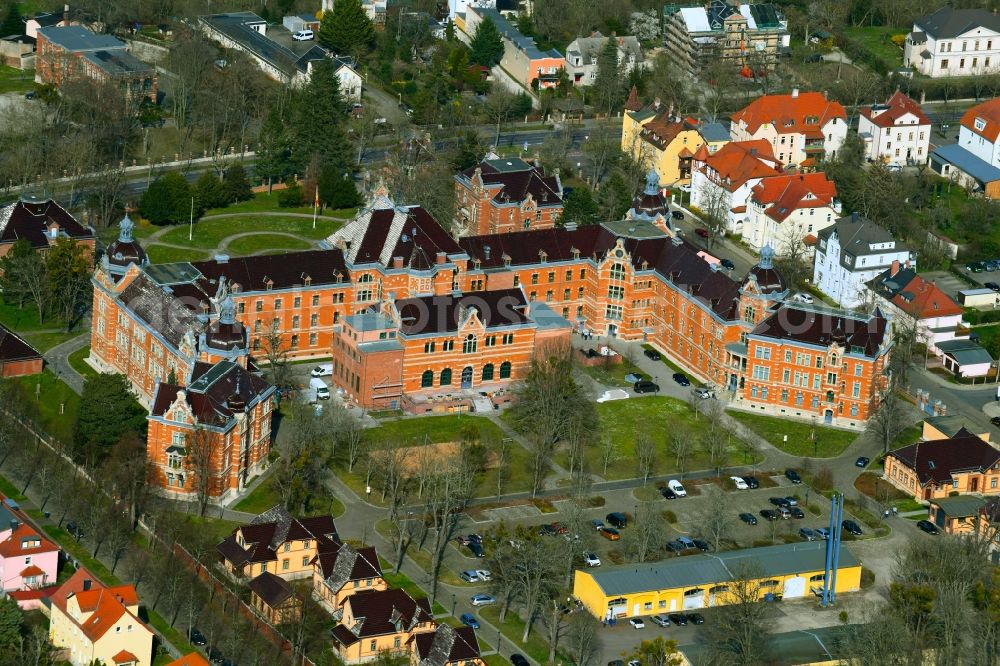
[963,308,1000,325]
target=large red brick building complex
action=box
[453,155,564,236]
[0,195,95,260]
[35,25,156,99]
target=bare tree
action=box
[667,425,695,473]
[623,502,665,563]
[867,394,907,454]
[495,436,511,499]
[635,431,656,483]
[424,463,475,606]
[705,563,772,664]
[185,427,218,517]
[565,612,601,666]
[105,512,134,574]
[262,331,292,390]
[695,488,736,552]
[482,90,517,147]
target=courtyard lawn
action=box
[157,216,341,250]
[580,357,647,388]
[5,370,80,444]
[233,475,345,517]
[225,233,313,256]
[728,411,858,457]
[479,606,562,665]
[67,345,98,379]
[0,298,66,332]
[0,65,35,94]
[842,26,905,68]
[204,191,356,219]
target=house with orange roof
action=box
[858,91,931,166]
[621,96,730,186]
[48,567,154,666]
[0,522,59,593]
[690,140,782,235]
[743,172,840,255]
[165,655,210,666]
[729,89,847,167]
[930,97,1000,199]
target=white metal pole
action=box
[189,197,194,241]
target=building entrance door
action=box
[461,366,473,389]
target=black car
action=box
[855,456,870,468]
[644,349,662,361]
[189,628,207,646]
[769,497,791,508]
[468,541,485,558]
[739,512,758,525]
[760,509,779,521]
[992,416,1000,428]
[686,613,705,625]
[606,512,628,528]
[692,539,710,552]
[987,282,1000,291]
[66,521,85,540]
[665,539,686,553]
[467,534,483,544]
[671,210,684,220]
[511,655,530,666]
[660,487,677,500]
[842,520,863,536]
[790,507,805,519]
[668,613,688,626]
[634,380,660,393]
[917,520,940,535]
[720,258,736,270]
[672,372,691,386]
[785,469,802,484]
[742,476,759,489]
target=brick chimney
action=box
[435,252,446,265]
[392,256,404,269]
[791,88,799,99]
[890,260,900,277]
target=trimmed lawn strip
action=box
[479,606,556,665]
[483,655,510,666]
[728,411,858,457]
[157,216,341,249]
[374,520,464,586]
[146,244,212,264]
[226,233,312,255]
[378,558,448,616]
[68,345,98,379]
[842,26,904,68]
[6,369,81,443]
[204,192,356,218]
[0,65,36,93]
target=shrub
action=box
[607,549,625,564]
[813,467,834,491]
[277,185,304,207]
[662,510,677,524]
[860,567,876,588]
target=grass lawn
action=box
[842,26,905,68]
[204,191,356,219]
[559,396,758,480]
[0,298,66,332]
[233,474,345,517]
[68,345,98,379]
[145,244,212,264]
[21,330,80,353]
[479,606,559,664]
[226,233,312,256]
[181,515,242,544]
[854,471,909,504]
[5,369,80,443]
[0,65,36,94]
[379,558,448,616]
[580,357,646,388]
[483,654,511,666]
[728,411,858,457]
[157,216,341,250]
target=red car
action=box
[550,521,568,535]
[695,228,709,238]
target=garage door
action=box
[783,576,806,599]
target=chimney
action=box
[890,260,900,277]
[435,252,446,265]
[83,579,92,591]
[63,3,69,23]
[483,245,491,260]
[653,97,661,110]
[392,256,404,269]
[215,254,229,264]
[791,88,799,99]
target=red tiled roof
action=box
[0,524,58,558]
[9,586,59,602]
[700,141,781,192]
[731,91,847,135]
[638,112,703,151]
[0,324,42,365]
[50,568,146,643]
[890,428,1000,485]
[19,565,44,577]
[624,85,642,112]
[961,97,1000,143]
[166,655,211,666]
[859,91,930,129]
[869,266,964,319]
[113,650,139,664]
[750,173,838,222]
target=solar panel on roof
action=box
[144,263,202,285]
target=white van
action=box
[309,377,330,401]
[311,363,333,377]
[292,29,314,41]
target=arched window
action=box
[358,273,374,283]
[463,334,477,354]
[482,364,494,381]
[610,263,626,281]
[421,370,434,388]
[499,362,512,379]
[440,368,452,386]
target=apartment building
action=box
[217,506,339,580]
[858,91,931,166]
[463,6,565,88]
[743,172,840,254]
[311,542,386,613]
[565,33,642,85]
[730,89,848,167]
[904,7,1000,77]
[931,97,1000,198]
[331,588,436,664]
[690,140,782,235]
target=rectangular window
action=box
[293,296,301,308]
[853,382,860,398]
[275,299,282,310]
[531,273,539,285]
[855,363,862,376]
[548,271,555,283]
[312,294,320,306]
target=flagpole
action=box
[313,185,318,230]
[189,197,194,241]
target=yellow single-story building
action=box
[573,541,861,620]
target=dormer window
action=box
[539,250,548,263]
[302,273,312,286]
[976,117,987,131]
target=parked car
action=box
[460,570,480,583]
[842,520,863,536]
[695,228,709,238]
[968,262,985,273]
[66,521,84,540]
[790,507,805,519]
[785,469,802,484]
[467,534,483,544]
[310,364,333,377]
[591,519,605,530]
[315,386,331,400]
[511,655,530,666]
[671,210,684,220]
[687,613,705,625]
[470,594,496,606]
[799,528,817,541]
[760,509,779,521]
[816,527,830,540]
[292,29,314,40]
[660,486,677,500]
[650,614,671,627]
[665,539,686,553]
[550,522,568,535]
[460,613,480,629]
[584,552,601,567]
[855,456,870,468]
[692,539,710,552]
[784,496,798,506]
[720,258,735,270]
[794,292,814,304]
[778,507,791,519]
[665,480,686,497]
[668,613,688,626]
[694,387,715,399]
[189,628,207,646]
[598,527,620,541]
[742,476,759,489]
[467,542,484,558]
[987,282,1000,292]
[730,476,749,490]
[739,512,758,525]
[628,618,645,629]
[538,524,557,537]
[991,416,1000,428]
[606,512,628,528]
[917,520,940,535]
[634,380,660,393]
[769,497,791,508]
[672,372,691,386]
[677,536,696,549]
[475,569,491,581]
[644,349,662,361]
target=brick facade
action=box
[453,156,563,235]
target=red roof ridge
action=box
[961,97,1000,143]
[731,91,847,135]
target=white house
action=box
[904,7,1000,78]
[929,97,1000,198]
[565,33,642,86]
[729,89,848,167]
[690,140,782,236]
[858,91,931,166]
[813,213,913,309]
[743,172,840,255]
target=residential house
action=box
[621,99,730,186]
[743,172,840,254]
[35,25,156,99]
[216,506,339,580]
[24,7,71,39]
[48,568,154,666]
[904,6,1000,77]
[730,89,848,167]
[884,428,1000,501]
[199,12,362,98]
[321,0,387,27]
[928,495,988,535]
[453,155,564,235]
[922,415,991,444]
[0,523,59,592]
[312,542,386,614]
[930,97,1000,198]
[565,33,642,86]
[736,295,892,427]
[248,571,302,624]
[331,588,436,664]
[0,323,43,377]
[165,654,211,666]
[463,6,565,89]
[858,91,931,166]
[662,1,789,75]
[690,140,783,235]
[866,262,973,365]
[0,194,95,261]
[813,213,913,309]
[413,624,485,666]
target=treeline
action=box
[0,238,91,329]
